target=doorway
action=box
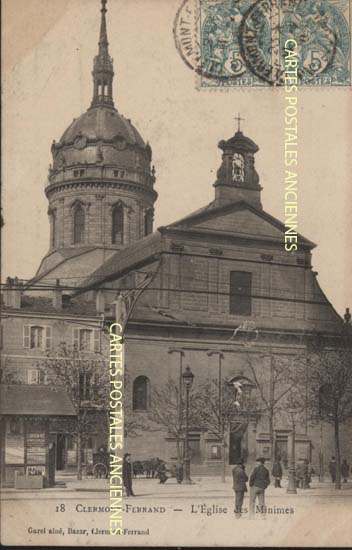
[56,434,65,470]
[229,423,248,464]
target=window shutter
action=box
[23,325,30,349]
[94,329,101,352]
[73,328,80,349]
[45,326,52,349]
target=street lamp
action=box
[182,365,194,484]
[287,410,297,494]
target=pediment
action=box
[166,201,314,247]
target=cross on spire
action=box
[234,113,245,132]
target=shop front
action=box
[0,385,76,488]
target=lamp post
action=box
[182,365,194,484]
[287,412,297,494]
[207,350,225,482]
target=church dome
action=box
[48,0,151,174]
[51,105,150,170]
[218,130,259,154]
[59,106,145,148]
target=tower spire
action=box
[99,0,108,56]
[91,0,115,109]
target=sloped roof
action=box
[29,247,97,287]
[80,232,163,290]
[0,385,76,416]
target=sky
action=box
[2,0,352,315]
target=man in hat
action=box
[249,457,270,517]
[123,453,135,497]
[232,459,248,518]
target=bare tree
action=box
[305,340,352,489]
[41,344,110,480]
[245,351,302,461]
[148,378,202,460]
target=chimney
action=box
[3,277,22,308]
[53,279,63,310]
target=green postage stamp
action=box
[174,0,351,87]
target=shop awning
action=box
[0,385,76,416]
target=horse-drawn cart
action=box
[92,449,109,478]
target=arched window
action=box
[51,212,56,248]
[133,376,150,411]
[97,80,102,96]
[144,209,153,236]
[73,205,85,244]
[112,204,124,244]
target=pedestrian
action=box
[306,459,313,488]
[341,459,350,483]
[122,453,135,497]
[295,461,302,489]
[157,461,168,484]
[329,456,337,483]
[249,457,270,518]
[301,459,309,489]
[232,459,248,518]
[175,460,184,484]
[271,457,283,488]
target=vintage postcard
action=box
[1,0,352,547]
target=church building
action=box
[1,0,351,482]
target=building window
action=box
[144,209,153,236]
[229,271,252,316]
[66,434,75,450]
[23,325,52,349]
[210,445,221,460]
[133,376,150,411]
[73,205,85,244]
[113,170,125,178]
[28,368,45,384]
[73,328,100,352]
[8,418,23,435]
[73,169,85,178]
[51,212,56,248]
[79,372,93,401]
[112,204,124,244]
